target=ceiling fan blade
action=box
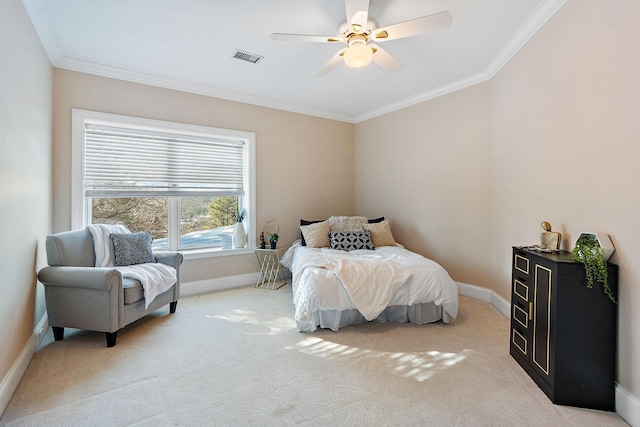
[345,0,370,32]
[313,49,346,77]
[271,33,343,43]
[371,11,452,42]
[370,44,404,74]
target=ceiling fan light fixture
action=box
[271,1,452,76]
[343,42,373,69]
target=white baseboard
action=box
[456,281,511,318]
[454,281,639,425]
[0,276,259,417]
[0,313,48,417]
[3,278,638,426]
[616,383,640,426]
[180,272,259,297]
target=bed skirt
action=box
[301,302,443,332]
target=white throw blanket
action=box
[292,250,410,321]
[87,224,177,308]
[87,224,129,267]
[115,263,177,308]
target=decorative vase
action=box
[233,221,247,248]
[270,241,277,249]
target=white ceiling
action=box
[23,0,566,123]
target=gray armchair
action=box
[37,228,183,347]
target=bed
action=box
[280,216,459,332]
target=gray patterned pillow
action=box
[110,232,155,266]
[329,230,374,251]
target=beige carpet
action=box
[0,286,628,426]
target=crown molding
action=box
[353,71,493,123]
[354,0,567,123]
[23,0,566,125]
[484,0,567,80]
[21,0,354,123]
[53,56,355,123]
[21,0,64,65]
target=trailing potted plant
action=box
[571,233,616,303]
[268,233,279,249]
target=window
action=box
[72,109,255,258]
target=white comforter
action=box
[281,241,458,331]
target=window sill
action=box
[182,247,255,261]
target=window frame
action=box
[72,109,256,260]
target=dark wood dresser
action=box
[510,246,618,411]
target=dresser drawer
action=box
[513,278,529,302]
[512,301,529,330]
[511,327,528,357]
[513,252,530,276]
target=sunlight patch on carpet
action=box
[207,309,294,335]
[287,337,472,382]
[207,308,257,323]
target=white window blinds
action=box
[84,123,245,197]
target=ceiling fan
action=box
[270,0,452,76]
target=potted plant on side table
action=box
[268,233,279,249]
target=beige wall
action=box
[356,0,640,404]
[0,0,52,386]
[355,82,493,287]
[52,69,354,283]
[492,0,640,398]
[3,0,639,415]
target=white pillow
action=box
[328,216,368,232]
[300,220,330,248]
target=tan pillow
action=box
[363,219,397,247]
[300,220,330,248]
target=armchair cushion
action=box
[110,231,155,266]
[123,277,145,305]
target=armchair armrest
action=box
[153,251,183,270]
[38,266,124,334]
[38,266,122,291]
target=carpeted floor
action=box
[0,286,628,426]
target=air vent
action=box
[233,50,263,64]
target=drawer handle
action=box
[529,302,533,321]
